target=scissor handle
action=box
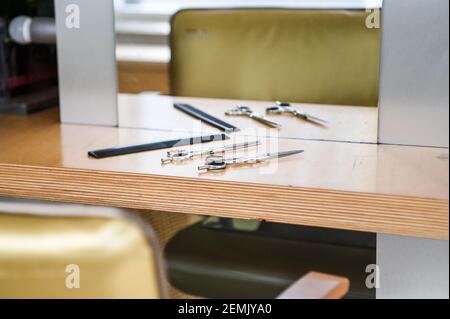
[276,101,291,106]
[162,149,193,164]
[225,106,252,115]
[167,149,188,157]
[198,156,228,171]
[266,106,285,113]
[266,102,297,115]
[225,110,244,115]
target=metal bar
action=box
[88,133,229,159]
[174,103,239,132]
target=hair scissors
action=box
[225,106,281,128]
[266,101,328,125]
[161,140,261,164]
[198,150,304,171]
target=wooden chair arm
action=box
[277,272,350,299]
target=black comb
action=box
[174,103,239,133]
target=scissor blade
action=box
[251,114,282,128]
[299,113,328,124]
[307,114,328,123]
[260,150,304,161]
[231,140,261,150]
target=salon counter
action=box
[0,97,448,240]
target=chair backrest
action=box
[170,9,381,107]
[0,200,167,299]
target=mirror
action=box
[114,0,382,144]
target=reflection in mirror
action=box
[114,0,382,144]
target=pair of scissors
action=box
[266,101,328,125]
[225,106,281,128]
[198,150,304,171]
[161,140,261,164]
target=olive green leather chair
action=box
[0,199,167,299]
[0,199,350,300]
[170,9,381,107]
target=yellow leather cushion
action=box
[170,9,381,107]
[0,214,161,298]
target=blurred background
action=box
[0,0,57,114]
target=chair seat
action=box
[165,222,376,299]
[0,211,164,299]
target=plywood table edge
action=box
[0,163,448,240]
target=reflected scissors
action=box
[266,101,328,125]
[198,150,304,171]
[225,106,281,128]
[162,140,261,164]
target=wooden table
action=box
[0,100,448,240]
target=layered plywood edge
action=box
[0,164,447,240]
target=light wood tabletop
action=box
[0,107,448,240]
[118,94,379,144]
